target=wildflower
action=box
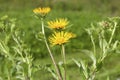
[47,18,69,29]
[33,7,51,17]
[49,31,76,46]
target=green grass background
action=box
[0,0,120,80]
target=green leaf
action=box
[81,50,96,68]
[106,76,110,80]
[73,59,89,78]
[80,60,89,78]
[0,41,9,56]
[85,29,92,36]
[112,40,119,50]
[47,67,58,80]
[73,59,81,67]
[99,35,108,51]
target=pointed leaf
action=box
[73,59,81,67]
[81,50,96,68]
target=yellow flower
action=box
[33,7,51,17]
[47,18,69,29]
[49,31,76,46]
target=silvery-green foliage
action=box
[0,15,37,80]
[74,17,120,80]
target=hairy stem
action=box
[61,45,66,80]
[41,18,62,80]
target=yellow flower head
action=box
[47,18,69,29]
[49,31,76,46]
[33,7,51,17]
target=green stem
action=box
[28,64,32,80]
[86,68,96,80]
[61,45,66,80]
[7,76,10,80]
[108,22,117,46]
[99,30,106,61]
[90,34,96,56]
[41,18,62,80]
[7,72,11,80]
[26,54,32,80]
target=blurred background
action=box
[0,0,120,80]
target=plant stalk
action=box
[61,45,66,80]
[41,18,62,80]
[90,34,96,56]
[108,22,117,46]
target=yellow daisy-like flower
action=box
[47,18,69,29]
[33,7,51,17]
[49,31,76,46]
